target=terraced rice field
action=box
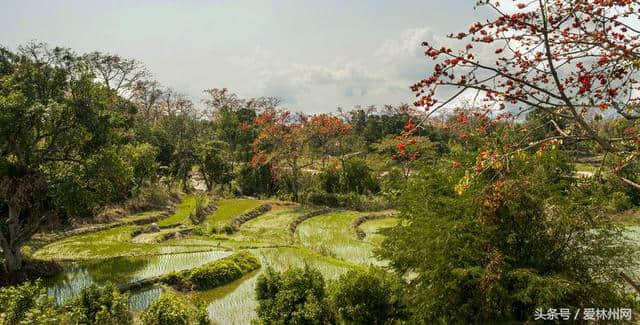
[34,196,398,324]
[156,194,197,227]
[295,211,384,265]
[360,217,399,245]
[201,198,264,232]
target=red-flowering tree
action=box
[411,0,640,184]
[252,109,311,201]
[307,114,352,169]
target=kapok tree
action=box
[307,114,352,169]
[411,0,640,186]
[252,109,311,201]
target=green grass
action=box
[156,195,197,227]
[201,199,263,232]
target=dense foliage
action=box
[329,268,407,325]
[378,127,639,322]
[255,266,334,324]
[140,291,210,325]
[255,266,409,325]
[0,281,132,325]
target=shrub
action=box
[165,251,261,291]
[126,183,177,212]
[329,268,407,324]
[0,280,69,325]
[379,151,640,323]
[140,291,210,325]
[236,163,277,197]
[318,168,341,193]
[189,194,210,225]
[607,191,633,213]
[304,191,390,211]
[255,266,334,324]
[341,159,380,194]
[67,283,132,325]
[307,191,339,207]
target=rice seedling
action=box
[156,194,197,227]
[234,207,310,245]
[202,199,264,233]
[295,211,382,265]
[359,217,399,245]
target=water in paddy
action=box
[200,247,355,324]
[46,249,230,307]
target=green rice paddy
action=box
[34,196,398,324]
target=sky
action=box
[1,0,491,113]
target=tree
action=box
[196,140,233,192]
[329,267,407,325]
[411,0,640,187]
[203,88,278,166]
[255,266,334,324]
[84,51,149,98]
[307,114,352,169]
[156,89,202,192]
[140,291,210,325]
[378,122,639,322]
[252,110,312,201]
[373,120,436,180]
[68,284,132,325]
[0,44,128,273]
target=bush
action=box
[157,251,261,291]
[67,283,132,325]
[140,291,210,325]
[126,183,178,212]
[255,266,334,324]
[607,191,633,213]
[304,191,390,211]
[329,268,407,324]
[0,280,69,325]
[341,159,380,194]
[379,150,639,323]
[318,168,341,193]
[236,163,277,197]
[189,194,212,225]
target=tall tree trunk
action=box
[2,243,22,274]
[291,159,299,202]
[1,205,24,273]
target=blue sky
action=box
[1,0,490,112]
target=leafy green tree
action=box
[140,291,210,325]
[379,140,639,323]
[341,159,379,194]
[0,280,68,325]
[255,266,333,324]
[236,162,277,197]
[329,267,407,325]
[196,140,233,192]
[67,284,132,325]
[0,44,129,273]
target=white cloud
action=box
[222,27,443,113]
